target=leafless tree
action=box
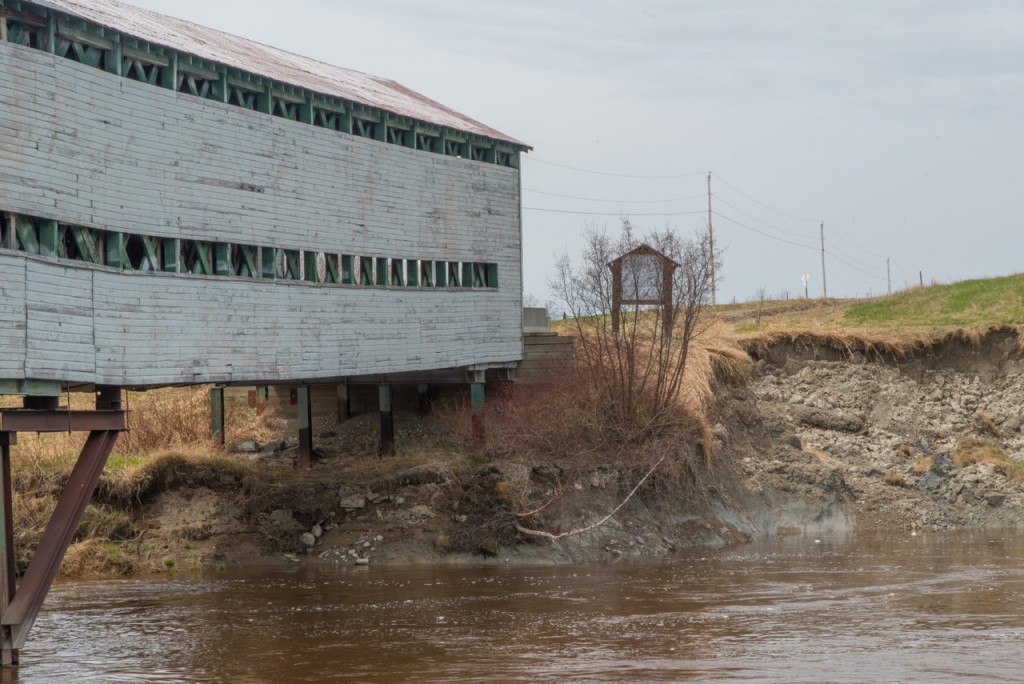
[552,220,719,441]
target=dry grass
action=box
[950,436,1024,482]
[3,387,283,577]
[911,456,934,475]
[882,472,907,488]
[804,447,841,468]
[975,411,1003,439]
[953,436,1008,469]
[738,326,1018,364]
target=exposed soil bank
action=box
[51,329,1024,575]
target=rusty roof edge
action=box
[30,0,531,150]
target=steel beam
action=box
[0,410,126,433]
[0,434,16,667]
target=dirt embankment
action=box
[76,328,1024,574]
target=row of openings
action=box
[0,13,518,168]
[0,213,498,288]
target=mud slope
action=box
[738,329,1024,534]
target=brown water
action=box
[5,530,1024,683]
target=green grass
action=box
[105,454,145,471]
[843,275,1024,329]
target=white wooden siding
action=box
[0,41,522,387]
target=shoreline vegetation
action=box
[8,273,1024,578]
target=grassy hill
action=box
[722,273,1024,335]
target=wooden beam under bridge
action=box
[0,388,126,666]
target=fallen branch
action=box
[514,454,667,541]
[515,474,573,520]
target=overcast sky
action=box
[125,0,1024,305]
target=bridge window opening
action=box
[61,224,104,264]
[341,255,354,285]
[125,234,160,271]
[3,208,501,290]
[123,59,161,86]
[181,239,213,275]
[323,253,339,284]
[260,246,276,279]
[230,244,259,278]
[6,21,41,49]
[389,258,404,287]
[359,256,374,286]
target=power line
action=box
[712,173,820,223]
[524,157,706,180]
[523,187,707,205]
[712,194,814,240]
[524,206,708,218]
[825,248,887,281]
[823,239,887,276]
[712,211,818,251]
[829,224,886,260]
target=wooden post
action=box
[210,386,225,445]
[379,384,394,458]
[471,382,485,452]
[297,387,312,469]
[336,384,350,423]
[418,383,431,416]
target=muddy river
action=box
[4,530,1024,682]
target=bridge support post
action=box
[0,387,126,666]
[336,384,350,423]
[0,433,16,667]
[210,386,225,445]
[379,384,394,458]
[470,381,486,452]
[418,384,431,417]
[297,386,312,469]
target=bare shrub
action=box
[552,220,719,443]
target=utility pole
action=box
[707,172,716,306]
[887,258,891,295]
[819,222,827,299]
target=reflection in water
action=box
[9,530,1024,682]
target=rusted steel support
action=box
[0,433,16,667]
[2,429,119,651]
[296,386,312,469]
[0,388,125,665]
[0,410,126,433]
[378,384,394,458]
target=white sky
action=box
[123,0,1024,305]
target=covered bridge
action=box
[0,0,529,664]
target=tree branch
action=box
[514,454,667,541]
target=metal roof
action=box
[34,0,527,147]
